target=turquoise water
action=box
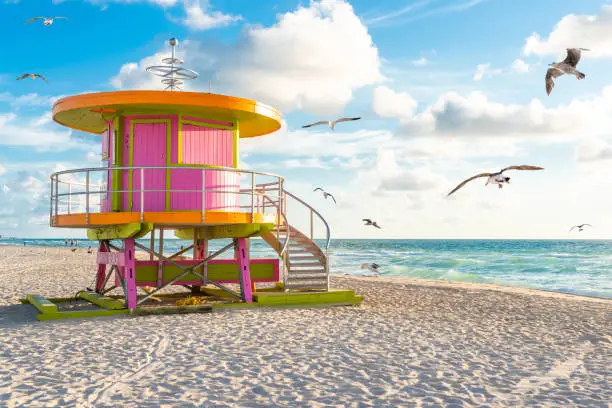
[3,238,611,299]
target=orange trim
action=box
[52,91,282,138]
[52,211,271,228]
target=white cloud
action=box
[575,137,612,162]
[111,0,384,115]
[472,63,502,81]
[372,85,418,120]
[242,123,392,159]
[511,59,530,73]
[523,5,612,58]
[182,0,241,30]
[411,57,429,66]
[0,111,97,151]
[397,86,612,140]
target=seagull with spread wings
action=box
[545,48,589,96]
[313,187,336,203]
[16,73,47,82]
[26,16,68,26]
[447,165,544,196]
[570,224,592,232]
[362,219,381,229]
[302,117,361,131]
[361,263,380,275]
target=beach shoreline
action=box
[1,245,611,407]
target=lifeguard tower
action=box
[29,38,361,319]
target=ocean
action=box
[2,238,611,299]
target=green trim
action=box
[26,294,58,313]
[233,121,239,168]
[86,222,144,240]
[79,292,124,310]
[128,119,172,211]
[111,116,123,211]
[37,309,130,321]
[181,120,233,130]
[174,223,274,240]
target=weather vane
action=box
[145,38,198,91]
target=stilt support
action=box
[236,238,253,303]
[95,241,108,293]
[124,238,137,310]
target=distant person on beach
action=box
[87,246,92,254]
[65,239,68,247]
[75,240,78,247]
[70,239,73,247]
[23,241,26,246]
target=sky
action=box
[1,0,612,239]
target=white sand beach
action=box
[1,245,611,407]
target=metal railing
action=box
[49,166,285,226]
[284,189,331,252]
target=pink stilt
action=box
[236,238,252,303]
[123,238,137,309]
[95,241,108,292]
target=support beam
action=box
[236,238,253,303]
[95,241,108,293]
[124,238,137,310]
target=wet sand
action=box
[1,246,610,407]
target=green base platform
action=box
[21,289,363,321]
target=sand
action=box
[0,245,611,407]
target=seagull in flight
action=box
[447,165,544,196]
[313,187,336,204]
[361,263,380,275]
[570,224,592,232]
[545,48,589,96]
[302,117,361,131]
[16,73,47,82]
[362,219,381,229]
[26,16,68,26]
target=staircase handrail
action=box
[283,189,331,251]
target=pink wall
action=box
[182,124,233,166]
[170,169,240,211]
[117,114,239,213]
[131,122,167,212]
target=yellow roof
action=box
[52,90,282,137]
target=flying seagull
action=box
[26,16,68,26]
[545,48,589,96]
[361,263,380,275]
[16,73,47,82]
[313,187,336,203]
[302,117,361,131]
[362,219,381,229]
[447,165,544,196]
[570,224,592,232]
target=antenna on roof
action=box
[145,38,199,91]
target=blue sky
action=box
[1,0,612,238]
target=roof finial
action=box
[145,37,199,91]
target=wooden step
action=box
[287,269,327,276]
[289,262,324,268]
[284,282,328,289]
[288,255,319,261]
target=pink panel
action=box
[182,125,233,167]
[170,169,239,211]
[132,123,167,212]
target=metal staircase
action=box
[260,189,331,291]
